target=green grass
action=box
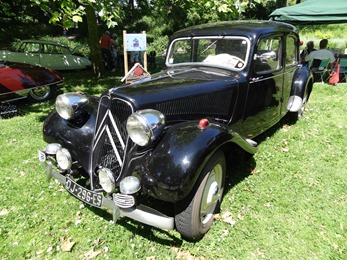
[0,73,347,259]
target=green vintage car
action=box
[0,40,92,71]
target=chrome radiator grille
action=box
[91,96,133,185]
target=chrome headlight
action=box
[55,92,88,120]
[45,143,62,155]
[56,148,72,170]
[120,176,141,195]
[126,109,165,146]
[98,168,116,193]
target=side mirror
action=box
[256,51,277,62]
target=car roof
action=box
[19,40,69,48]
[171,20,298,39]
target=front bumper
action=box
[42,160,174,231]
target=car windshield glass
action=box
[166,36,250,71]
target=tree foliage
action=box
[30,0,124,75]
[30,0,122,29]
[3,0,302,73]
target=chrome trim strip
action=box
[105,126,123,167]
[108,110,125,149]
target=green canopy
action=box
[269,0,347,25]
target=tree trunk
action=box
[85,4,103,76]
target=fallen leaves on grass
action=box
[84,248,102,259]
[215,211,236,225]
[171,247,203,260]
[60,237,76,252]
[0,208,9,216]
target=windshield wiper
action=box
[200,35,226,55]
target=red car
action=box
[0,61,64,118]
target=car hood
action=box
[107,66,244,122]
[0,62,63,94]
[111,67,243,106]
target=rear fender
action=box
[286,66,313,112]
[140,120,257,202]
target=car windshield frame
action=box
[166,36,251,71]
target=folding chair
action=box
[339,58,347,82]
[310,59,331,83]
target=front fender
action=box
[42,96,99,172]
[139,120,257,202]
[286,66,313,112]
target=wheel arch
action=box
[286,66,313,112]
[141,120,257,202]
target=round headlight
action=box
[55,93,88,120]
[120,176,141,195]
[56,94,74,120]
[45,143,62,155]
[56,148,72,170]
[126,109,165,146]
[98,168,116,193]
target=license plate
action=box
[65,177,103,208]
[38,150,46,162]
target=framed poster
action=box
[126,33,147,51]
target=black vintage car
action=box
[39,21,313,241]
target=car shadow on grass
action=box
[223,116,294,197]
[84,203,183,246]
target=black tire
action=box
[175,151,226,241]
[27,85,56,103]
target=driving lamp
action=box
[56,148,72,170]
[45,143,62,155]
[55,92,88,120]
[120,176,141,195]
[98,168,116,193]
[126,109,165,146]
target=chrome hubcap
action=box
[30,86,50,100]
[200,163,223,224]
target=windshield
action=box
[166,36,250,71]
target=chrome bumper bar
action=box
[43,160,174,231]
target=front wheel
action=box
[27,85,56,103]
[175,151,226,241]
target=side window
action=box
[19,43,40,53]
[286,35,297,66]
[255,36,281,73]
[44,44,62,54]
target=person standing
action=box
[111,34,118,70]
[100,31,114,71]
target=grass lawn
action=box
[0,71,346,259]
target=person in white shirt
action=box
[305,39,335,68]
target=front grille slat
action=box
[156,90,233,117]
[91,96,134,189]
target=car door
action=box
[282,34,300,117]
[40,44,67,70]
[237,34,285,138]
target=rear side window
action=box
[285,35,298,66]
[44,44,63,54]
